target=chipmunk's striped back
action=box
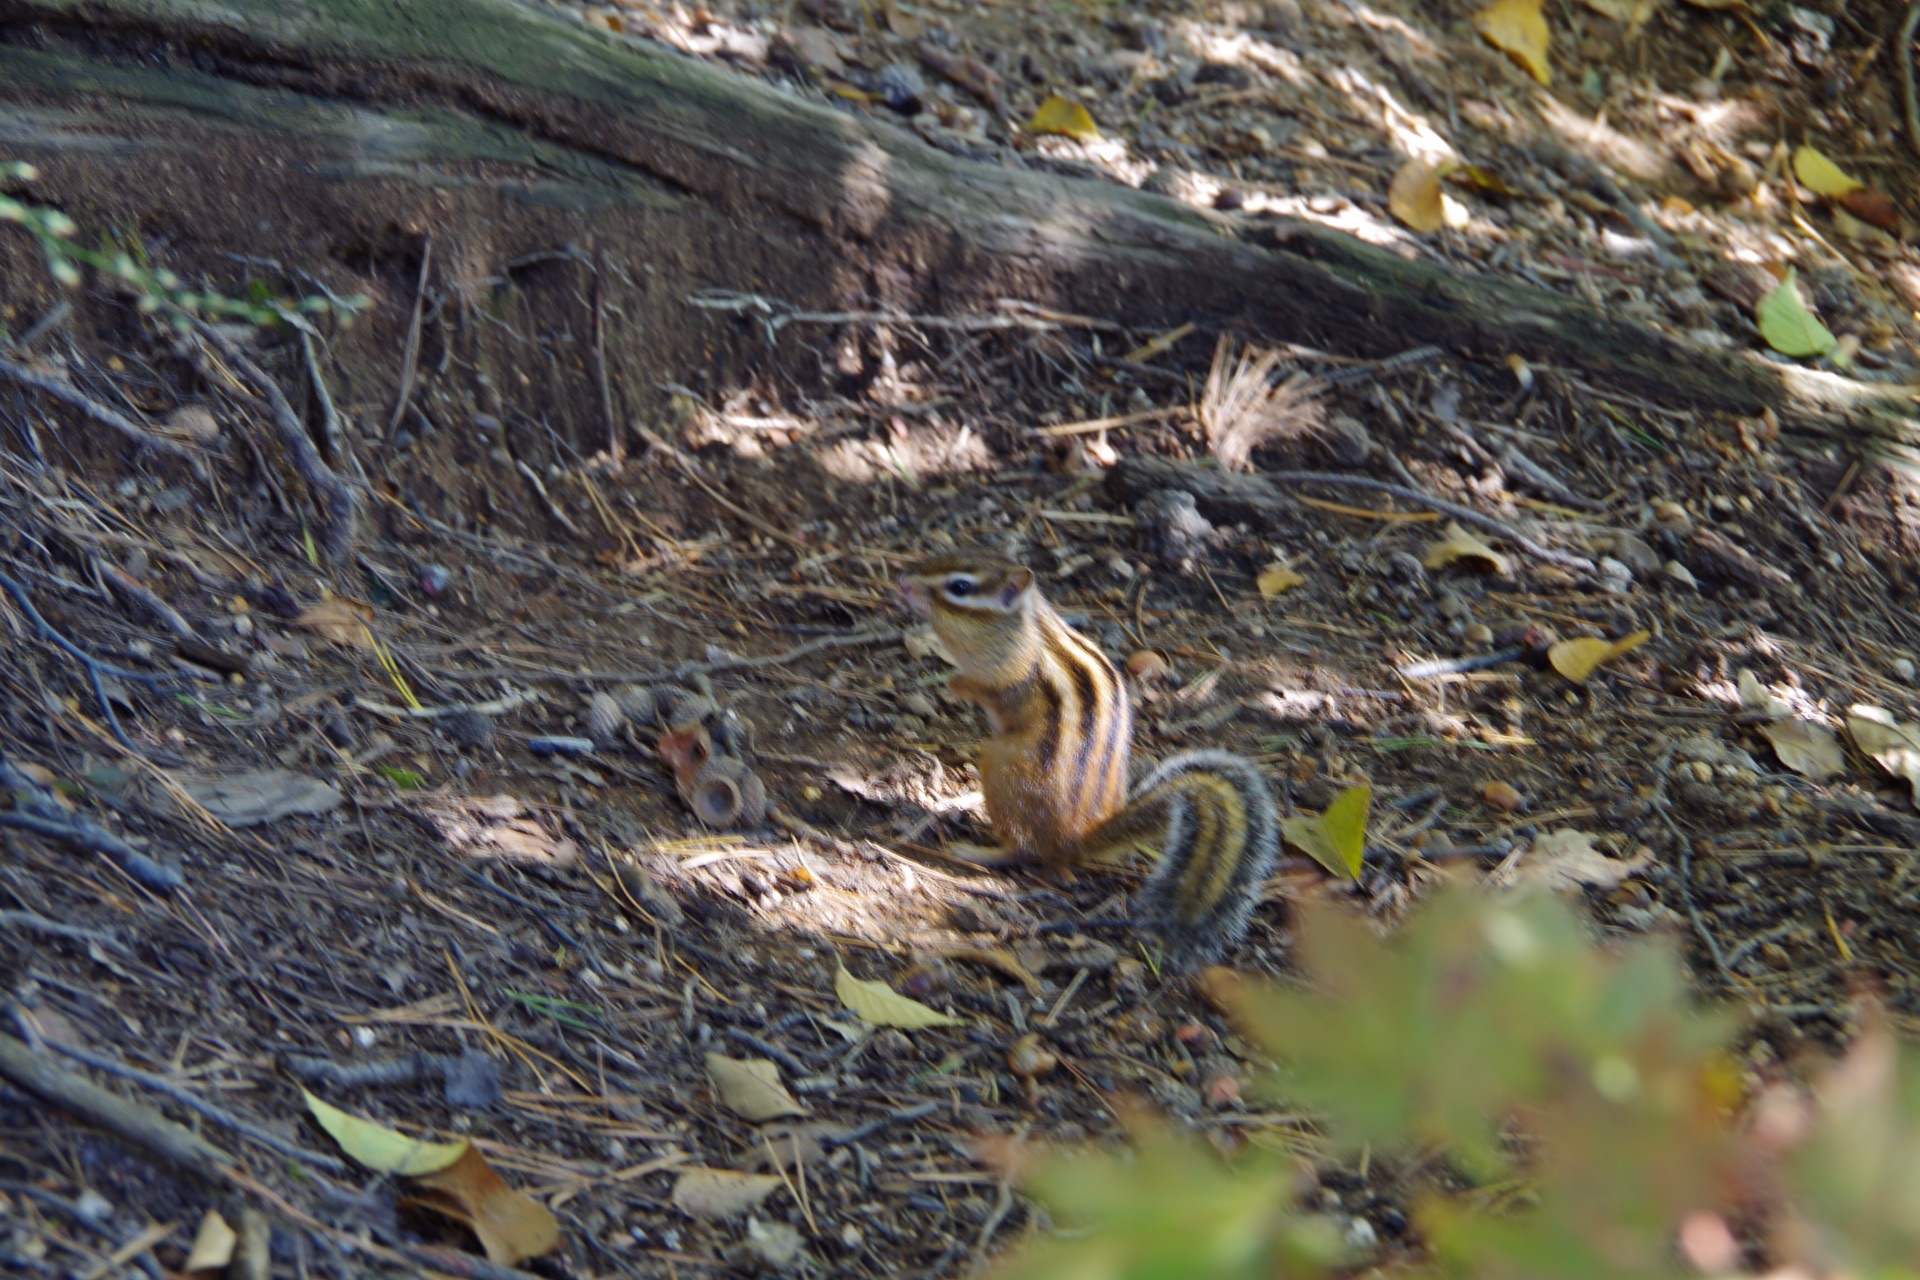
[1027,597,1132,849]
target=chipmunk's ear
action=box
[1000,567,1034,608]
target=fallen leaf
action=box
[878,0,922,37]
[176,768,342,827]
[303,1091,468,1175]
[295,596,377,648]
[1759,719,1845,782]
[1256,565,1305,597]
[1472,0,1551,84]
[1280,783,1371,879]
[1521,829,1650,891]
[1575,0,1655,27]
[1737,669,1790,719]
[409,1144,560,1266]
[742,1218,809,1267]
[1756,268,1837,359]
[1423,522,1512,575]
[836,962,961,1029]
[1847,707,1920,805]
[184,1210,236,1272]
[1026,95,1099,140]
[1791,145,1863,198]
[1447,164,1526,198]
[1388,159,1446,232]
[705,1053,806,1121]
[1548,630,1649,683]
[671,1168,785,1220]
[1838,187,1900,233]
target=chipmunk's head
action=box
[900,554,1037,668]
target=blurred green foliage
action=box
[990,888,1920,1280]
[2,161,365,331]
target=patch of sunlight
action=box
[1236,191,1418,249]
[814,419,994,485]
[1536,94,1667,184]
[1326,0,1442,59]
[1175,23,1309,86]
[1028,134,1156,188]
[1339,67,1455,166]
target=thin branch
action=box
[0,356,197,457]
[387,234,432,437]
[191,322,357,565]
[0,567,178,757]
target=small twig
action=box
[1903,0,1920,160]
[41,1038,349,1174]
[1265,471,1595,571]
[724,1026,811,1078]
[300,329,344,458]
[0,1032,230,1182]
[0,756,184,891]
[688,290,1121,344]
[0,910,127,952]
[0,568,178,756]
[13,300,73,350]
[821,1100,941,1147]
[1649,740,1735,986]
[514,459,582,535]
[591,244,621,462]
[96,559,197,639]
[0,356,197,457]
[387,234,432,438]
[192,322,357,565]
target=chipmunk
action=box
[900,553,1279,970]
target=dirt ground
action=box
[6,0,1920,1275]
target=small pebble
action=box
[1482,780,1526,812]
[1008,1033,1058,1079]
[1894,657,1916,683]
[1126,650,1171,681]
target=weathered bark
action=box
[0,0,1911,450]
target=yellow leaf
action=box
[1389,159,1446,233]
[1026,95,1099,140]
[1472,0,1551,84]
[1422,522,1511,575]
[1547,629,1650,682]
[1792,145,1863,198]
[1256,565,1305,597]
[835,962,961,1029]
[1280,783,1371,879]
[705,1053,807,1121]
[409,1144,561,1266]
[184,1211,237,1273]
[303,1091,468,1175]
[1756,268,1837,359]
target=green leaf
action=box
[303,1090,468,1174]
[1279,784,1371,879]
[835,963,961,1029]
[1756,268,1837,358]
[991,1111,1340,1280]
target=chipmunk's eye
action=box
[944,575,977,599]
